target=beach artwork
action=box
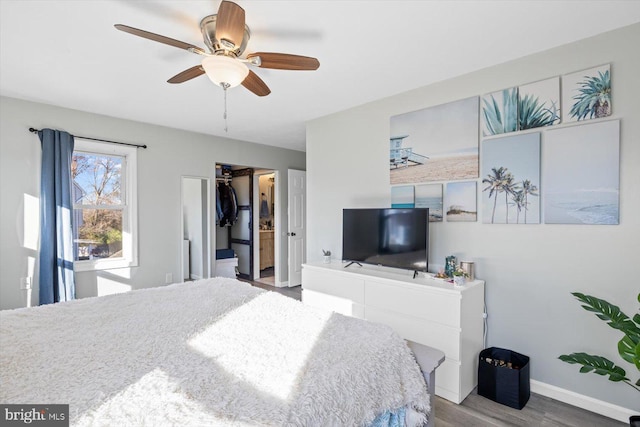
[391,185,415,208]
[390,97,479,184]
[543,120,619,225]
[415,184,443,222]
[518,77,561,130]
[482,87,518,136]
[563,64,611,123]
[446,181,477,222]
[482,132,541,224]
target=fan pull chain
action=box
[221,82,230,133]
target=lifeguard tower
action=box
[390,135,428,169]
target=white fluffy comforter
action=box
[0,278,429,426]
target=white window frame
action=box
[73,139,138,272]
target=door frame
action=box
[287,169,306,287]
[180,176,211,282]
[230,168,254,280]
[252,170,281,286]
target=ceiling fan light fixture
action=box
[201,55,249,88]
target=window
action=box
[72,139,138,271]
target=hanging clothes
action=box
[215,184,223,224]
[259,193,270,218]
[217,181,238,227]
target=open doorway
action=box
[254,171,277,286]
[214,164,279,287]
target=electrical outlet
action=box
[20,277,32,290]
[165,273,173,284]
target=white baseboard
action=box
[530,380,637,423]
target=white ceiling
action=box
[1,1,639,152]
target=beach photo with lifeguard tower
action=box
[390,96,479,184]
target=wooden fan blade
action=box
[215,1,245,50]
[247,52,320,70]
[114,24,206,55]
[168,65,205,84]
[241,70,271,97]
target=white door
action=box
[288,169,306,287]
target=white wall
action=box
[307,24,639,413]
[0,96,305,309]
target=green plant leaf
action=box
[482,88,518,135]
[518,95,559,130]
[618,335,640,368]
[482,97,503,135]
[559,352,628,382]
[569,70,611,120]
[571,292,640,336]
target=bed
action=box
[1,277,436,426]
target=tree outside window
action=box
[72,151,125,261]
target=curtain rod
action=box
[28,128,147,149]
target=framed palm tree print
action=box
[481,133,541,224]
[562,64,611,123]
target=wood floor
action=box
[242,279,626,427]
[435,389,624,427]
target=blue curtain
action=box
[38,129,75,305]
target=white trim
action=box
[530,380,637,423]
[272,170,280,288]
[181,176,212,282]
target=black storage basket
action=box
[478,347,530,409]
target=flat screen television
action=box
[342,208,429,272]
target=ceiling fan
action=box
[114,0,320,97]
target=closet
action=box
[215,165,254,280]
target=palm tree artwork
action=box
[482,133,541,224]
[521,180,539,224]
[570,70,611,120]
[563,64,612,123]
[482,167,512,223]
[510,190,525,224]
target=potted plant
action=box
[559,292,639,426]
[452,266,468,286]
[322,249,331,264]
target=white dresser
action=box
[301,261,485,404]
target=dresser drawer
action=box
[434,359,463,404]
[302,269,365,304]
[365,280,461,327]
[302,289,365,319]
[365,306,461,360]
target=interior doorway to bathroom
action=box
[255,170,277,286]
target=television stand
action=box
[343,261,362,268]
[301,261,485,405]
